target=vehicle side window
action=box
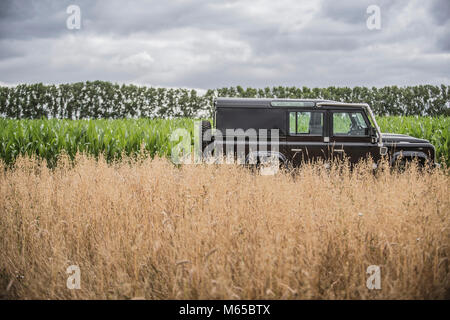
[333,112,369,136]
[289,111,323,135]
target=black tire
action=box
[246,155,289,175]
[200,120,212,153]
[393,157,425,173]
[396,158,408,172]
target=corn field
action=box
[375,116,449,165]
[0,118,195,167]
[0,116,449,167]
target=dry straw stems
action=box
[0,155,449,299]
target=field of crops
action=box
[0,116,449,166]
[376,116,449,165]
[1,116,449,299]
[0,118,195,167]
[0,155,448,299]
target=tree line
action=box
[0,81,448,119]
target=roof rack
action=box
[214,97,336,108]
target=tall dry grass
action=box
[0,155,449,299]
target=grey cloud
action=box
[0,0,73,40]
[319,0,401,26]
[0,0,251,39]
[430,0,450,25]
[0,0,448,88]
[436,34,450,51]
[320,0,372,24]
[428,0,450,52]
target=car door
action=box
[284,109,328,166]
[328,110,379,164]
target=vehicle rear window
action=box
[289,112,323,135]
[216,108,286,134]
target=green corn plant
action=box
[0,117,448,167]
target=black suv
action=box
[199,98,437,168]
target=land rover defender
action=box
[199,98,437,168]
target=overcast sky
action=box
[0,0,449,89]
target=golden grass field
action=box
[0,155,449,299]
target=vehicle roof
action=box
[215,97,337,108]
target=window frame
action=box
[288,110,324,136]
[331,110,370,137]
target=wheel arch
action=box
[390,150,428,166]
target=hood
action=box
[381,133,429,144]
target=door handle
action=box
[291,148,302,152]
[333,149,345,153]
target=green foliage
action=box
[333,113,353,134]
[0,83,448,165]
[0,83,449,119]
[210,85,450,116]
[376,116,450,166]
[0,117,448,167]
[0,118,194,167]
[0,81,210,120]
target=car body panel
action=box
[211,98,437,167]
